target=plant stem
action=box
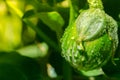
[62,0,80,79]
[87,0,103,9]
[63,60,72,80]
[23,19,60,52]
[68,0,78,25]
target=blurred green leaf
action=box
[17,42,49,58]
[23,19,60,52]
[0,51,41,80]
[22,26,36,45]
[1,0,120,79]
[26,0,53,12]
[23,9,60,51]
[23,9,35,18]
[0,63,27,80]
[47,0,64,6]
[37,11,64,33]
[80,68,104,77]
[22,3,66,40]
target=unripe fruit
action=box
[61,0,118,71]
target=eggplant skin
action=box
[61,5,118,71]
[61,21,112,71]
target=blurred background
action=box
[0,0,120,80]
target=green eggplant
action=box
[61,0,118,71]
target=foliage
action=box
[0,0,120,80]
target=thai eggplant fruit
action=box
[61,0,118,71]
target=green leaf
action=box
[26,0,53,12]
[23,19,60,52]
[81,68,104,76]
[0,63,27,80]
[37,11,64,32]
[0,51,41,80]
[17,43,49,58]
[22,9,35,19]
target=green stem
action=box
[5,0,24,18]
[68,0,78,25]
[63,60,72,80]
[62,0,80,79]
[23,19,60,52]
[87,0,103,9]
